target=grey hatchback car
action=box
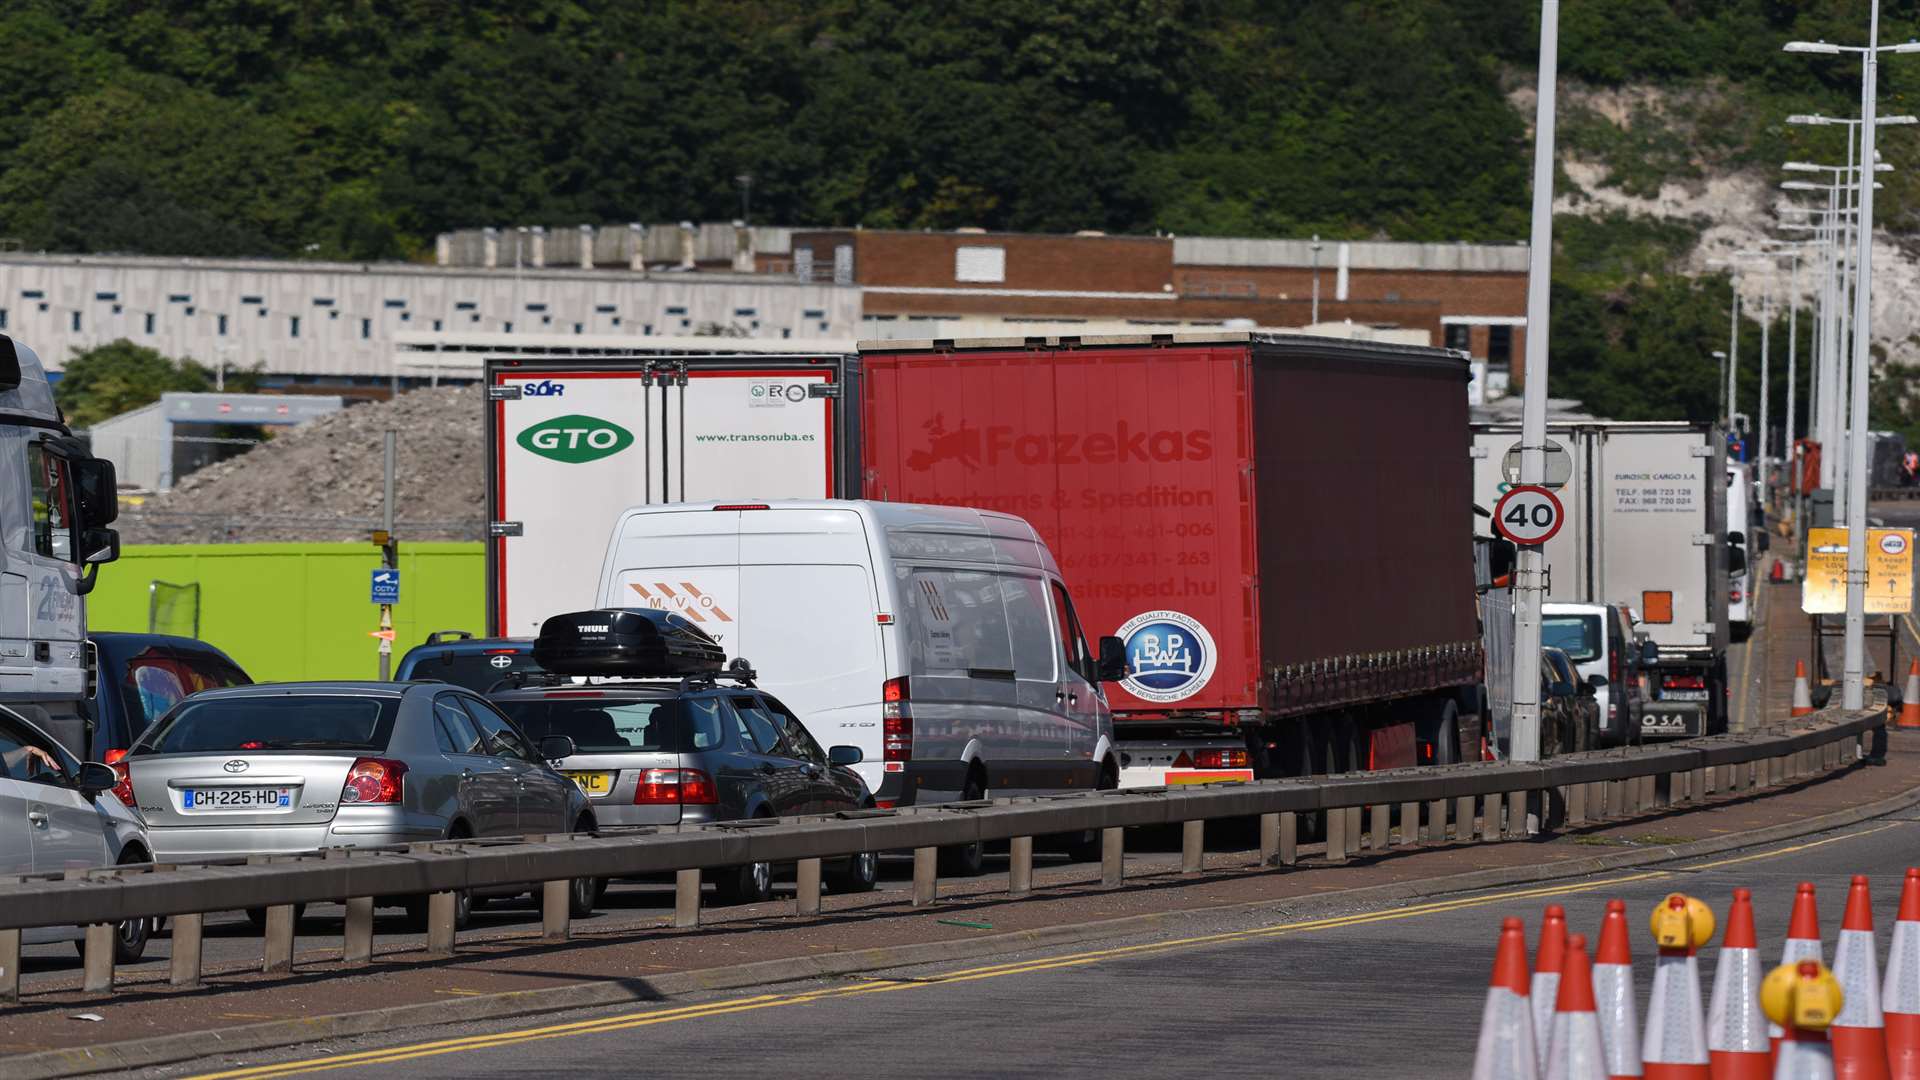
[488,678,876,905]
[122,682,598,918]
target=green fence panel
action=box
[87,543,487,682]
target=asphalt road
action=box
[127,810,1920,1080]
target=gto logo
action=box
[522,380,566,397]
[517,415,635,464]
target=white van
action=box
[592,500,1121,808]
[1727,464,1753,639]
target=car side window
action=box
[458,696,533,761]
[0,709,74,787]
[729,695,784,755]
[761,697,826,765]
[432,694,486,755]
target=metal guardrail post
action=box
[1181,820,1205,874]
[1638,774,1657,812]
[1368,805,1389,853]
[1480,795,1501,842]
[1567,782,1588,824]
[0,928,18,1003]
[1425,799,1447,844]
[343,899,374,965]
[1505,791,1527,838]
[263,904,296,974]
[1009,836,1034,896]
[425,892,457,956]
[1326,805,1348,862]
[1606,779,1627,817]
[674,869,701,927]
[171,913,204,986]
[1279,812,1298,865]
[795,859,822,915]
[82,924,113,992]
[542,880,571,940]
[912,847,938,906]
[1398,801,1418,846]
[1101,827,1125,887]
[1690,767,1707,804]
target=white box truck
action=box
[483,351,860,638]
[1472,421,1730,738]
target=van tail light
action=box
[1663,674,1706,690]
[1190,749,1249,769]
[103,748,135,807]
[341,757,407,805]
[634,768,717,805]
[883,677,913,765]
[1609,641,1622,724]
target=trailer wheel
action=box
[1426,701,1461,766]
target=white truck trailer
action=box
[1472,421,1730,738]
[0,334,122,752]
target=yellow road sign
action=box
[1802,527,1914,614]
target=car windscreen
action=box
[131,695,400,755]
[1542,615,1602,663]
[402,650,544,693]
[493,697,715,754]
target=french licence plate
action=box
[181,787,291,810]
[566,771,613,796]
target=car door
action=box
[431,692,518,836]
[730,694,815,816]
[1048,581,1103,782]
[760,694,857,812]
[0,708,110,872]
[464,694,572,835]
[0,721,45,873]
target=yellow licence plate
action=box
[566,771,613,796]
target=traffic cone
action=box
[1537,904,1570,1069]
[1773,559,1788,584]
[1774,883,1828,1056]
[1594,900,1643,1080]
[1547,934,1608,1080]
[1831,876,1889,1080]
[1765,960,1845,1080]
[1707,888,1772,1080]
[1794,662,1816,718]
[1900,662,1920,729]
[1883,869,1920,1080]
[1475,916,1541,1080]
[1644,894,1715,1080]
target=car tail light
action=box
[634,768,717,805]
[883,677,912,765]
[1663,674,1706,690]
[103,748,135,807]
[340,757,407,804]
[1190,748,1249,769]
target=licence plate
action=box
[1663,690,1709,701]
[180,787,292,810]
[566,771,613,797]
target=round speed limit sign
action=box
[1493,484,1564,546]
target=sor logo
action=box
[1882,533,1910,556]
[517,415,634,464]
[522,380,565,397]
[1115,610,1217,704]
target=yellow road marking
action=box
[189,823,1911,1080]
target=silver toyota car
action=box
[120,681,597,924]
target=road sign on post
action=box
[369,569,401,605]
[1493,485,1565,547]
[1499,440,1573,490]
[1802,527,1913,614]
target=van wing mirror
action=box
[1097,636,1128,682]
[1728,546,1748,577]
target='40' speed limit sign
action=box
[1493,484,1565,546]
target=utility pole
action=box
[1758,280,1771,493]
[1784,247,1800,555]
[1726,274,1739,426]
[1509,0,1560,768]
[377,430,397,680]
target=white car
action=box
[592,500,1124,819]
[0,702,154,961]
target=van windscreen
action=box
[1541,615,1602,663]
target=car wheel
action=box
[244,904,309,934]
[709,858,773,907]
[938,770,988,877]
[826,850,880,893]
[568,875,603,917]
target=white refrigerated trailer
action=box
[1472,421,1731,738]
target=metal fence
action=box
[0,695,1885,1004]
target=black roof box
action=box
[532,608,726,677]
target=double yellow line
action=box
[189,822,1905,1080]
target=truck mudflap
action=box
[1640,701,1704,740]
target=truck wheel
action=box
[1428,703,1461,766]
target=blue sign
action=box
[1114,609,1218,704]
[370,569,400,605]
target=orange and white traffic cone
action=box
[1831,876,1890,1080]
[1765,960,1846,1080]
[1900,661,1920,729]
[1775,883,1829,1057]
[1644,894,1715,1080]
[1547,933,1608,1080]
[1794,662,1816,718]
[1475,916,1541,1080]
[1884,869,1920,1080]
[1537,904,1570,1069]
[1707,887,1772,1080]
[1594,900,1643,1080]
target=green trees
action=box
[54,340,258,428]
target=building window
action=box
[781,328,791,339]
[955,246,1007,283]
[329,310,339,320]
[643,324,653,335]
[144,313,155,334]
[595,304,617,314]
[432,319,443,331]
[733,308,757,318]
[0,309,8,329]
[259,307,269,317]
[399,311,410,322]
[384,299,405,309]
[504,321,513,333]
[573,323,583,333]
[290,316,301,338]
[70,312,80,332]
[241,295,263,305]
[665,306,688,316]
[218,314,228,336]
[803,309,825,319]
[611,317,621,328]
[361,318,371,339]
[470,313,481,323]
[1488,326,1513,372]
[168,294,190,304]
[20,290,43,300]
[455,301,477,311]
[526,302,547,312]
[313,297,335,307]
[94,291,118,302]
[111,304,122,315]
[183,305,194,316]
[1444,324,1470,353]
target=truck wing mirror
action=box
[1755,530,1772,553]
[74,528,119,596]
[1097,636,1128,682]
[71,457,118,530]
[1639,640,1661,664]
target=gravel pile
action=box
[117,386,488,544]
